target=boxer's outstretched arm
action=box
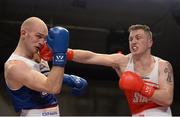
[150,60,174,106]
[39,43,127,69]
[68,49,126,68]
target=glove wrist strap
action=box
[140,84,155,98]
[53,53,67,67]
[67,49,74,61]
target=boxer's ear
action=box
[20,29,28,40]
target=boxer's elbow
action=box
[162,90,174,106]
[45,83,62,94]
[51,87,61,94]
[152,90,173,106]
[158,95,173,107]
[162,97,173,106]
[51,85,62,94]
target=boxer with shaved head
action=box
[4,17,69,116]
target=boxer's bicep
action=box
[158,61,174,96]
[24,68,49,92]
[152,61,174,106]
[8,61,50,92]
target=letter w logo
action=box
[56,55,64,60]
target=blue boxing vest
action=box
[6,54,58,112]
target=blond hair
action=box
[128,24,152,39]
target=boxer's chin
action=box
[33,53,41,63]
[35,47,40,53]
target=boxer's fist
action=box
[119,71,143,91]
[39,43,53,61]
[46,26,69,67]
[119,71,155,98]
[47,26,69,53]
[39,61,87,96]
[63,74,88,96]
[40,43,74,61]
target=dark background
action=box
[0,0,180,116]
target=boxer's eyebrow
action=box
[36,32,44,36]
[36,32,46,38]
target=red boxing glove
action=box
[39,43,74,61]
[119,71,155,98]
[67,49,74,61]
[39,43,53,61]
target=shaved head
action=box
[21,17,48,33]
[14,17,48,58]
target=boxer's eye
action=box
[129,37,133,42]
[36,33,45,39]
[135,35,142,40]
[35,34,43,39]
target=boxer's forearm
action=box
[72,49,96,63]
[69,49,116,67]
[46,66,64,94]
[150,88,173,106]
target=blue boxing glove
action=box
[39,60,87,96]
[46,26,69,67]
[63,74,88,96]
